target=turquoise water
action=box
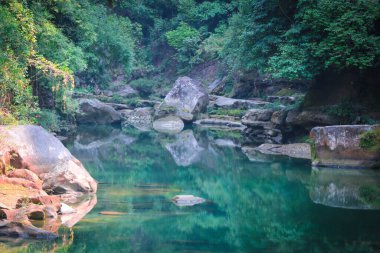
[2,125,380,252]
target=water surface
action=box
[2,126,380,252]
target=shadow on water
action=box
[3,125,380,252]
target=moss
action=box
[208,108,246,118]
[359,128,380,152]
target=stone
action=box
[310,125,380,168]
[194,118,246,131]
[271,110,288,125]
[76,98,121,125]
[123,107,154,131]
[114,85,137,98]
[159,76,209,121]
[153,116,184,134]
[212,95,268,109]
[255,143,311,160]
[290,110,339,127]
[0,125,97,194]
[243,109,274,122]
[7,169,43,190]
[172,195,206,207]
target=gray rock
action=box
[153,116,184,134]
[194,118,246,131]
[123,107,154,131]
[271,110,288,125]
[255,143,311,160]
[76,98,121,125]
[212,95,268,109]
[310,125,380,168]
[115,85,137,98]
[290,110,339,127]
[243,109,274,122]
[159,77,209,121]
[0,125,97,194]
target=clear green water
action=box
[2,125,380,253]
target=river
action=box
[1,125,380,252]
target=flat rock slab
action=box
[194,118,246,131]
[255,143,311,160]
[212,96,268,109]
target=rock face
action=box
[122,107,154,131]
[153,116,184,134]
[242,109,284,144]
[158,77,209,121]
[0,125,98,239]
[0,125,97,194]
[310,125,380,168]
[76,98,121,125]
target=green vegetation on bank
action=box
[0,0,379,125]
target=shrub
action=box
[129,78,158,98]
[359,128,380,152]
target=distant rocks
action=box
[76,98,121,125]
[212,95,268,110]
[310,125,380,168]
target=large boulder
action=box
[76,98,121,125]
[310,125,380,168]
[0,125,97,194]
[158,77,209,121]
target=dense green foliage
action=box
[1,0,379,124]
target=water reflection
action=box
[310,167,380,209]
[4,126,379,252]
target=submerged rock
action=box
[158,76,209,121]
[76,98,121,125]
[310,125,380,168]
[153,116,184,134]
[172,195,206,207]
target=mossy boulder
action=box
[310,125,380,168]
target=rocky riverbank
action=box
[0,126,97,239]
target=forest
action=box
[1,0,379,125]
